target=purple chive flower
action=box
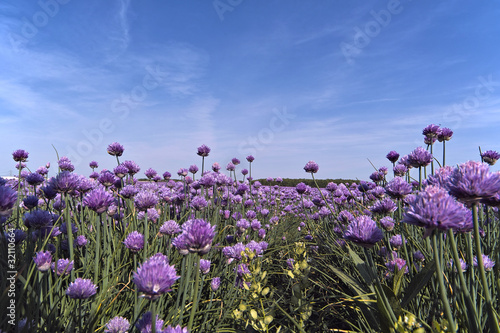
[162,171,171,181]
[26,173,45,187]
[98,172,117,187]
[22,195,39,210]
[424,165,454,189]
[422,124,440,138]
[113,164,129,178]
[135,311,165,333]
[296,182,307,194]
[407,147,433,168]
[124,231,145,252]
[120,185,138,199]
[159,220,181,235]
[246,155,255,162]
[58,157,75,172]
[145,168,157,180]
[386,257,408,274]
[211,277,221,291]
[389,234,406,249]
[76,235,88,247]
[49,171,80,194]
[199,259,211,274]
[105,316,130,333]
[23,210,54,229]
[190,196,208,211]
[189,165,199,175]
[89,161,99,170]
[164,325,189,333]
[380,216,395,231]
[343,215,384,248]
[385,177,413,199]
[424,137,436,146]
[197,144,211,157]
[241,169,248,176]
[0,186,18,217]
[386,151,400,164]
[304,161,319,174]
[52,258,74,276]
[370,198,397,215]
[402,185,471,236]
[226,162,235,172]
[231,158,240,165]
[134,190,158,211]
[437,127,453,142]
[33,251,52,272]
[447,161,500,205]
[36,166,49,176]
[123,160,140,175]
[133,254,180,300]
[172,219,216,255]
[481,150,500,166]
[212,162,221,173]
[107,142,124,157]
[473,254,495,271]
[83,188,115,214]
[369,171,385,183]
[414,250,425,262]
[12,149,29,162]
[66,278,98,299]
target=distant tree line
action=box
[254,178,360,188]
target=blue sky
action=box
[1,0,500,181]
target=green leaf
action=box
[349,247,375,286]
[401,259,436,308]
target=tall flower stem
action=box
[442,141,446,167]
[447,229,480,332]
[64,194,75,280]
[188,254,202,331]
[472,203,500,333]
[151,300,157,333]
[431,232,456,332]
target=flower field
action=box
[1,126,500,332]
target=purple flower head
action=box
[385,177,413,199]
[241,168,248,176]
[422,124,440,138]
[172,219,216,255]
[123,160,140,175]
[481,150,500,166]
[473,254,495,271]
[386,257,408,274]
[226,162,235,172]
[0,186,18,217]
[49,171,79,194]
[369,171,385,183]
[159,220,181,235]
[23,209,54,229]
[52,258,74,275]
[133,254,179,300]
[197,144,211,157]
[190,196,208,211]
[12,149,29,162]
[407,147,433,168]
[212,162,221,172]
[402,185,471,235]
[165,325,189,333]
[386,151,400,163]
[380,216,395,231]
[211,277,221,291]
[83,188,115,214]
[162,171,171,180]
[36,166,49,176]
[120,185,138,199]
[26,172,45,187]
[76,235,88,247]
[414,250,425,262]
[424,166,454,189]
[58,157,75,172]
[189,165,199,175]
[389,234,406,249]
[236,219,250,232]
[124,231,145,252]
[424,137,436,146]
[231,158,240,165]
[437,127,453,142]
[449,258,468,272]
[33,251,52,272]
[343,215,384,248]
[107,142,124,157]
[304,161,319,174]
[135,311,165,333]
[98,171,117,187]
[105,316,130,333]
[251,219,261,231]
[66,278,98,299]
[199,259,211,274]
[113,164,129,178]
[246,155,255,162]
[145,168,157,180]
[447,161,500,205]
[22,195,39,210]
[134,190,158,211]
[89,161,99,169]
[370,198,397,215]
